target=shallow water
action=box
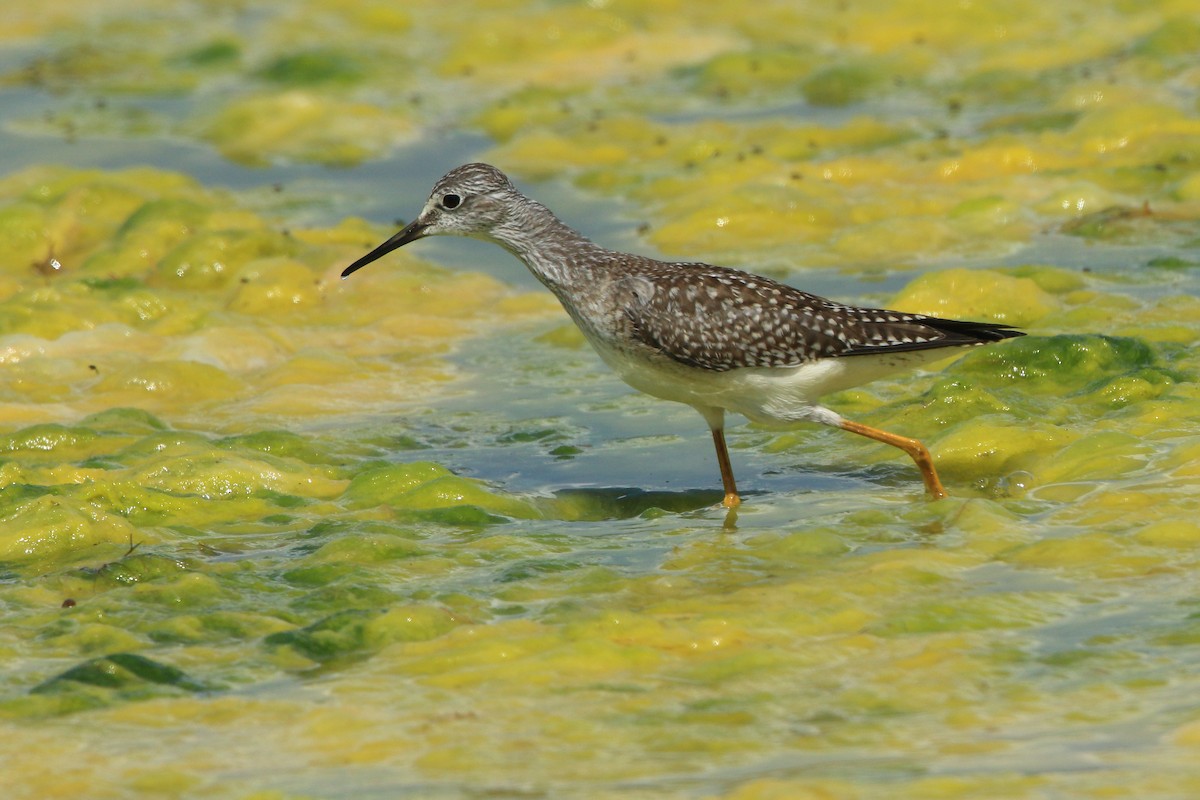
[2,2,1200,798]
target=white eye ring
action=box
[441,193,462,210]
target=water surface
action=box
[2,2,1200,798]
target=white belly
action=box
[588,337,960,427]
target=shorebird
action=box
[343,163,1023,507]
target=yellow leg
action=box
[711,428,741,508]
[840,419,947,500]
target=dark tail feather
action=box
[923,317,1025,343]
[843,316,1024,357]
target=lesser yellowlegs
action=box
[343,163,1023,507]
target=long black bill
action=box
[341,218,428,279]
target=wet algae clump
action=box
[2,1,1200,799]
[0,165,545,426]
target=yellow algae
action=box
[43,622,147,658]
[1171,716,1200,746]
[1162,440,1200,477]
[130,573,226,608]
[936,140,1061,182]
[639,178,845,253]
[2,2,1200,798]
[1000,533,1135,574]
[394,476,542,519]
[493,130,633,178]
[743,528,850,563]
[948,194,1030,238]
[287,215,387,248]
[1003,264,1088,295]
[686,47,821,103]
[466,8,1200,267]
[364,605,462,646]
[166,325,289,373]
[717,778,856,800]
[438,6,733,87]
[199,91,414,167]
[125,768,200,797]
[1036,431,1153,484]
[0,165,551,431]
[842,0,1059,55]
[149,611,294,645]
[227,259,326,315]
[977,17,1151,74]
[154,229,288,290]
[127,448,339,501]
[0,495,140,566]
[0,2,114,41]
[621,149,1028,265]
[342,461,453,505]
[946,499,1036,554]
[372,269,513,320]
[1034,182,1124,217]
[830,217,956,265]
[1069,101,1198,149]
[873,592,1058,635]
[1176,170,1200,201]
[303,533,425,566]
[474,87,584,144]
[339,2,411,35]
[932,421,1075,480]
[92,360,244,410]
[890,268,1057,325]
[87,196,216,271]
[856,546,979,576]
[651,194,840,257]
[1,184,125,266]
[1134,520,1200,547]
[255,353,368,389]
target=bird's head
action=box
[342,162,520,278]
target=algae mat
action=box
[2,1,1200,798]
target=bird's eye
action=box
[441,193,461,210]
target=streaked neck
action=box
[486,198,607,291]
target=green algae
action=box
[257,49,369,87]
[1,1,1200,799]
[342,462,455,505]
[265,604,461,664]
[178,39,242,68]
[263,609,383,662]
[84,553,195,587]
[1133,15,1200,58]
[0,423,105,457]
[32,652,208,695]
[954,334,1164,397]
[685,46,818,101]
[802,61,890,107]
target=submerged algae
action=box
[2,1,1200,798]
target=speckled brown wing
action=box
[620,263,1023,372]
[618,263,857,371]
